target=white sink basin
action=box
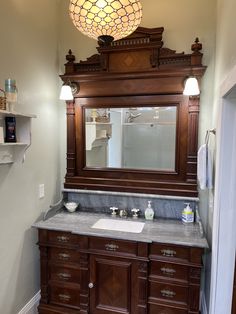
[91,218,145,233]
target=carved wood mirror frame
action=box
[61,27,206,197]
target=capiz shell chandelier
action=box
[69,0,142,44]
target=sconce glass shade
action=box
[183,77,200,96]
[69,0,142,42]
[60,85,74,101]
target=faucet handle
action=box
[110,207,118,216]
[131,208,140,218]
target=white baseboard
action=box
[18,291,40,314]
[201,291,208,314]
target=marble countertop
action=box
[32,211,208,248]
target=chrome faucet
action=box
[110,206,118,216]
[119,208,128,218]
[131,208,140,218]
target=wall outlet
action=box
[39,184,45,199]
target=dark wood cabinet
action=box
[89,255,133,314]
[148,243,203,314]
[38,230,82,314]
[37,229,204,314]
[87,236,148,314]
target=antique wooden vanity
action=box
[37,226,205,314]
[36,27,207,314]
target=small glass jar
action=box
[5,79,17,110]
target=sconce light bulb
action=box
[60,85,73,101]
[183,77,200,96]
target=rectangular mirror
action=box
[85,106,177,171]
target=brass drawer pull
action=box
[57,272,71,280]
[160,267,176,276]
[105,244,119,251]
[58,253,70,260]
[57,235,70,242]
[161,249,176,257]
[58,294,71,301]
[160,289,176,298]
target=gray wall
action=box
[0,1,61,313]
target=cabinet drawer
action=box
[50,265,80,284]
[48,231,78,246]
[49,247,80,263]
[50,285,80,308]
[149,281,188,306]
[149,303,188,314]
[89,237,137,256]
[150,243,189,262]
[150,261,188,283]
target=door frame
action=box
[209,64,236,313]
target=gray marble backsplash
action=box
[64,189,198,220]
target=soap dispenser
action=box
[145,201,154,220]
[182,203,194,223]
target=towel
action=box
[206,146,213,189]
[197,144,213,190]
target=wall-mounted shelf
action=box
[0,109,36,164]
[86,122,112,150]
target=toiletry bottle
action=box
[145,201,154,220]
[5,116,16,142]
[182,203,194,223]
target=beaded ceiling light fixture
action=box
[69,0,143,45]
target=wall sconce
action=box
[183,77,200,96]
[59,81,79,101]
[69,0,142,45]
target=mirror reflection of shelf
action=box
[0,109,36,164]
[123,122,176,126]
[86,122,112,151]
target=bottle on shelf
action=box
[5,117,16,142]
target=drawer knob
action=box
[160,267,176,276]
[58,294,71,301]
[105,244,119,251]
[160,289,176,298]
[57,235,70,242]
[58,253,70,260]
[161,249,176,257]
[58,272,71,280]
[88,282,94,289]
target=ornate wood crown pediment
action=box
[64,27,203,74]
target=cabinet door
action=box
[89,255,133,314]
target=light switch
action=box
[39,184,45,199]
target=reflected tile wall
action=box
[65,190,198,220]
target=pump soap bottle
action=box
[145,201,154,220]
[182,203,194,224]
